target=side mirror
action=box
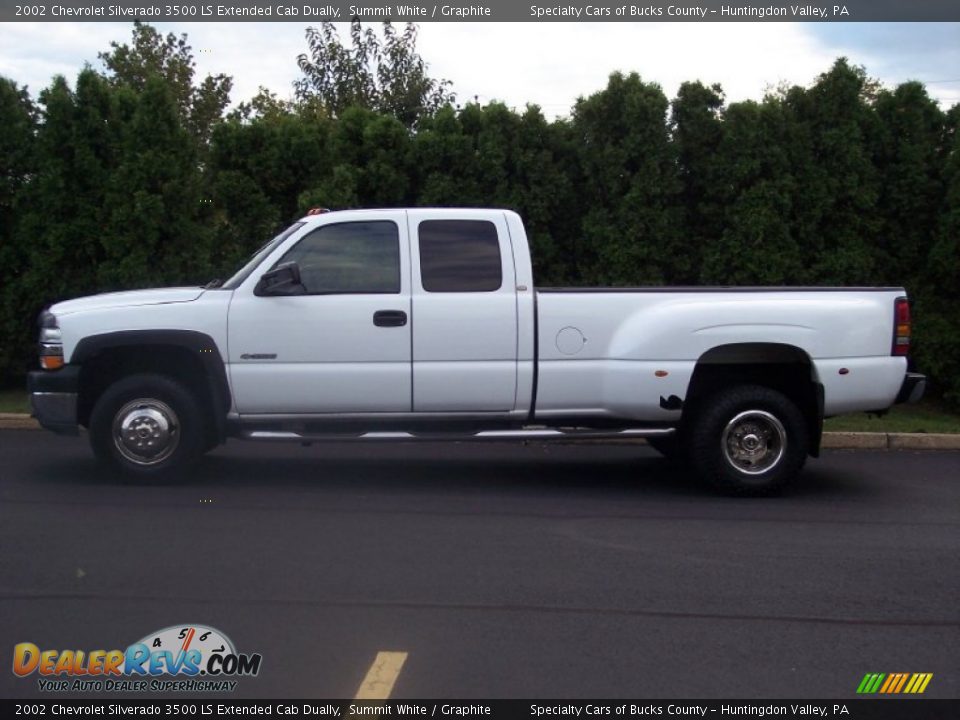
[255,261,305,296]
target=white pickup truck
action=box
[29,208,925,494]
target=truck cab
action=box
[224,208,532,418]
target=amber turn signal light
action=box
[40,355,64,371]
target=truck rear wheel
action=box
[689,384,808,496]
[89,373,203,482]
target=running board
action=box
[240,427,675,442]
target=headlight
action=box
[38,310,63,370]
[39,310,58,329]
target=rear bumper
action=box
[27,366,80,435]
[895,372,926,405]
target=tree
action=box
[17,71,118,299]
[699,98,803,285]
[0,78,35,230]
[912,103,960,406]
[0,78,37,382]
[508,106,580,283]
[295,20,455,127]
[298,106,411,209]
[781,59,883,284]
[571,72,684,285]
[97,75,213,288]
[671,81,725,283]
[410,104,481,205]
[0,78,35,268]
[230,86,299,123]
[873,82,945,286]
[99,21,232,147]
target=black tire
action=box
[689,384,808,496]
[89,373,204,482]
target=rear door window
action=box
[418,220,502,292]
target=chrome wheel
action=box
[112,398,180,466]
[721,410,786,475]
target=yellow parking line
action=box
[353,651,408,700]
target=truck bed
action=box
[533,286,907,421]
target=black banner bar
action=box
[1,1,960,23]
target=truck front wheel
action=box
[89,373,203,481]
[689,384,808,495]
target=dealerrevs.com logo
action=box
[13,624,262,693]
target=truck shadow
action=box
[20,438,873,501]
[198,446,703,497]
[191,441,874,500]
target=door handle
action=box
[373,310,407,327]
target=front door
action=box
[228,212,412,414]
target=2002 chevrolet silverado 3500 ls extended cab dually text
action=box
[28,208,926,494]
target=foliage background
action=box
[1,22,957,405]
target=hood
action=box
[50,287,207,316]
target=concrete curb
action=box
[820,432,888,449]
[1,412,958,449]
[888,433,960,450]
[820,432,960,450]
[0,413,40,430]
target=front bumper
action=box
[28,366,80,435]
[895,372,926,405]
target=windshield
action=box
[220,222,306,290]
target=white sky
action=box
[0,22,958,116]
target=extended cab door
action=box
[227,212,412,414]
[408,210,518,412]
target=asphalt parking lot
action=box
[1,430,957,700]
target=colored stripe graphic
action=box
[857,672,933,694]
[880,674,898,693]
[892,673,909,693]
